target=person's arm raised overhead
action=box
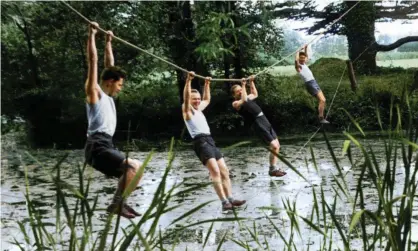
[232,78,248,110]
[295,50,301,73]
[104,30,114,68]
[247,75,258,100]
[85,22,100,104]
[199,77,212,111]
[182,71,195,121]
[304,44,309,62]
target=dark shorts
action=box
[84,132,126,178]
[252,115,277,145]
[305,79,321,96]
[192,134,223,165]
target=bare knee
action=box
[127,159,141,170]
[210,169,221,180]
[206,159,221,179]
[270,140,280,152]
[220,166,230,180]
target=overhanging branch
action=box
[376,36,418,51]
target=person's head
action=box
[100,66,127,96]
[231,84,242,100]
[298,51,307,64]
[190,89,201,109]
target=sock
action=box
[269,165,276,171]
[221,199,228,205]
[227,196,234,202]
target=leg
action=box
[121,158,143,195]
[216,158,232,198]
[268,139,286,177]
[205,158,227,201]
[109,158,143,218]
[217,158,246,207]
[316,91,326,119]
[269,139,280,168]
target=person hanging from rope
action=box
[183,72,246,211]
[84,22,143,219]
[295,44,330,124]
[231,77,287,177]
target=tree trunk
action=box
[343,1,377,74]
[230,1,244,79]
[16,18,41,87]
[164,1,208,103]
[75,28,87,78]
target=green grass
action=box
[261,57,418,77]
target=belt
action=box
[193,133,211,140]
[88,131,112,139]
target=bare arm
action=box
[295,50,301,73]
[182,72,194,121]
[85,22,100,104]
[304,44,308,59]
[104,31,114,68]
[247,75,258,100]
[232,78,247,110]
[199,77,211,111]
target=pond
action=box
[1,134,417,250]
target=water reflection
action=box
[1,138,416,250]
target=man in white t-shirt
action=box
[84,23,143,219]
[295,45,330,124]
[182,72,246,211]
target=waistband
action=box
[305,79,316,84]
[88,131,112,139]
[193,133,212,140]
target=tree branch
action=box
[376,36,418,52]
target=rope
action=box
[254,1,360,78]
[61,0,360,82]
[244,40,375,204]
[296,41,377,154]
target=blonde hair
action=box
[230,84,240,96]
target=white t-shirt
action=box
[184,107,211,138]
[298,63,315,82]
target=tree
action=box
[266,1,418,73]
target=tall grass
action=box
[11,89,418,250]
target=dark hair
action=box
[299,52,307,57]
[230,84,240,96]
[101,66,127,82]
[191,89,199,94]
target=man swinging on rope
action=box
[231,77,287,177]
[84,22,143,218]
[183,72,246,211]
[295,45,330,124]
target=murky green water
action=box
[1,134,417,250]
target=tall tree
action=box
[267,1,418,73]
[156,1,209,103]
